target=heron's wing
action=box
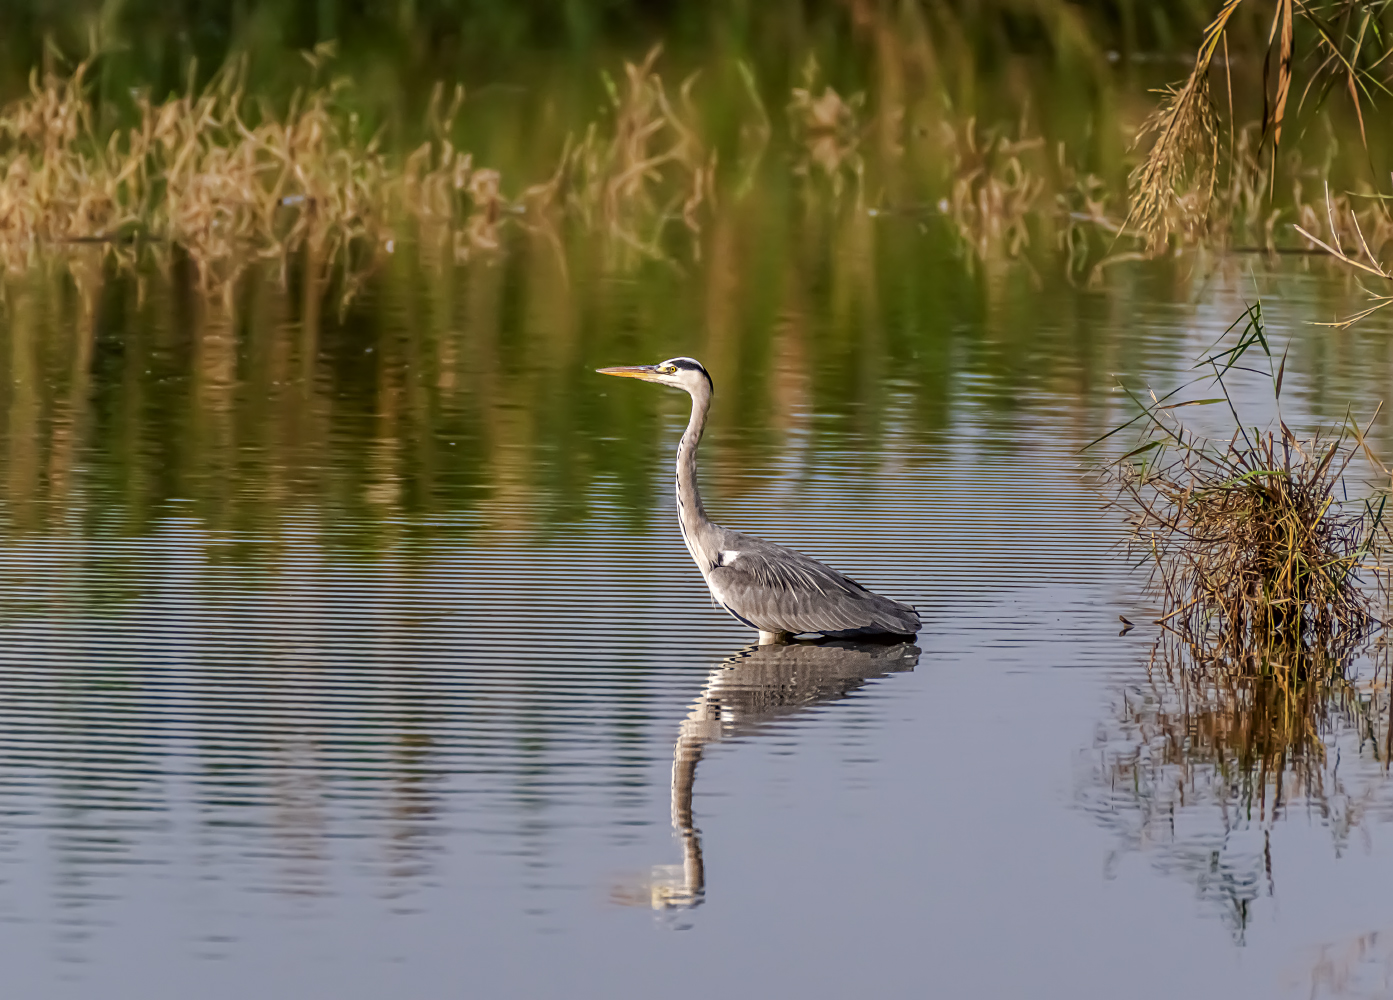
[706,538,919,635]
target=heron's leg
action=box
[757,630,789,646]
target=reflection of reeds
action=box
[1088,631,1390,939]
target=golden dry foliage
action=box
[524,45,717,263]
[399,81,506,263]
[1124,0,1393,256]
[1123,0,1243,248]
[941,118,1046,259]
[1099,303,1391,660]
[0,62,127,264]
[788,57,866,195]
[0,47,720,297]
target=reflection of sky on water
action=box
[1,249,1393,998]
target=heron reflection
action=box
[643,638,919,912]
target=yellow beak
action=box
[596,365,661,380]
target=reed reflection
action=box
[1081,638,1393,941]
[13,236,1387,553]
[634,638,919,916]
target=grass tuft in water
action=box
[1096,300,1392,661]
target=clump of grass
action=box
[940,117,1047,259]
[525,45,717,264]
[0,51,406,298]
[1097,301,1391,660]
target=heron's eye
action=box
[664,366,678,374]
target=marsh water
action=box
[4,224,1393,999]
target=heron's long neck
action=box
[676,385,712,547]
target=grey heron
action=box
[597,357,921,643]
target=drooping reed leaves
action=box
[1124,0,1393,253]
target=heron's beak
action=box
[596,365,661,381]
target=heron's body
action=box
[598,357,920,642]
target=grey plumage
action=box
[705,533,919,635]
[597,356,921,639]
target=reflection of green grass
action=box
[0,5,1391,562]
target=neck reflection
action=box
[647,638,920,914]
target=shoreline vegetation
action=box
[0,0,1389,313]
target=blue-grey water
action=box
[2,242,1393,999]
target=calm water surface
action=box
[3,231,1393,999]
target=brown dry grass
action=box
[525,45,717,264]
[1098,302,1392,661]
[940,117,1047,259]
[788,57,866,196]
[2,27,1390,306]
[1124,0,1393,257]
[0,50,406,297]
[0,45,719,300]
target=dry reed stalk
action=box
[1123,0,1244,248]
[1125,1,1393,252]
[1293,183,1393,328]
[1097,301,1391,661]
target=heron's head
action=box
[596,357,712,395]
